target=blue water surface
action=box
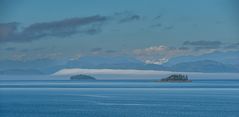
[0,79,239,117]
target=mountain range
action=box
[0,51,238,75]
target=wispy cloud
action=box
[151,23,162,28]
[114,11,141,23]
[90,47,118,55]
[119,15,140,23]
[3,47,16,51]
[91,47,103,52]
[104,50,117,54]
[154,15,161,20]
[182,40,239,52]
[164,26,174,30]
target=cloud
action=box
[182,40,239,52]
[0,12,143,43]
[89,47,118,55]
[144,58,169,65]
[4,47,16,51]
[0,22,19,42]
[133,40,239,65]
[183,40,222,46]
[151,23,162,28]
[114,11,141,23]
[132,42,228,65]
[137,45,168,54]
[0,15,108,43]
[119,15,140,23]
[225,42,239,49]
[91,48,103,52]
[154,15,161,20]
[178,47,189,50]
[164,26,174,30]
[183,40,222,50]
[105,50,117,54]
[133,45,178,64]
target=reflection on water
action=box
[1,80,239,117]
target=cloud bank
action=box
[53,68,173,76]
[53,68,239,80]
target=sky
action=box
[0,0,239,64]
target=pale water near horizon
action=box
[1,79,239,117]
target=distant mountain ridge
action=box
[0,51,239,75]
[169,60,239,73]
[0,69,44,75]
[66,56,167,70]
[164,51,239,66]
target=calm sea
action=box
[1,78,239,117]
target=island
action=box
[70,74,96,80]
[159,74,192,82]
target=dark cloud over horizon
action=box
[0,12,144,43]
[0,15,108,43]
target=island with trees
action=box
[159,74,191,82]
[70,74,96,81]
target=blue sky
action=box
[0,0,238,64]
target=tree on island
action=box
[70,74,96,80]
[159,74,191,82]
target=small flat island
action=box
[159,74,192,82]
[70,74,96,80]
